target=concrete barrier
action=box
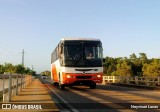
[103,75,160,87]
[0,73,33,102]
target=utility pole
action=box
[22,49,24,67]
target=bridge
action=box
[0,74,160,112]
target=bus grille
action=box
[76,76,92,79]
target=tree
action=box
[0,63,36,75]
[30,70,36,76]
[129,53,142,76]
[25,67,31,74]
[130,53,137,62]
[139,53,148,64]
[142,59,160,77]
[15,64,25,74]
[4,63,15,73]
[24,67,36,75]
[0,64,5,74]
[103,52,159,77]
[116,61,132,76]
[107,64,116,75]
[103,56,117,75]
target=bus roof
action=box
[61,38,100,41]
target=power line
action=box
[0,44,14,54]
[0,42,19,55]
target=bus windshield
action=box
[63,41,103,67]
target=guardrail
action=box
[0,73,33,102]
[103,76,160,86]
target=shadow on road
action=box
[40,78,160,112]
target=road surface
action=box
[40,77,160,112]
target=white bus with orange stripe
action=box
[51,38,103,89]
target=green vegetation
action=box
[0,63,36,75]
[103,53,160,77]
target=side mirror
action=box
[59,43,63,54]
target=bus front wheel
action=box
[59,84,65,89]
[90,82,96,89]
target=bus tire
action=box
[90,83,96,89]
[59,84,65,89]
[53,82,58,86]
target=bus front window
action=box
[64,45,82,61]
[63,41,102,67]
[85,46,103,60]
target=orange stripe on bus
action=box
[51,64,58,82]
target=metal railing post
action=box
[24,74,26,87]
[135,76,138,85]
[20,74,22,91]
[126,76,130,84]
[102,76,105,84]
[23,75,25,87]
[8,73,12,102]
[112,76,115,83]
[3,74,5,102]
[12,75,15,96]
[22,74,24,88]
[16,74,18,95]
[145,77,149,86]
[119,76,123,83]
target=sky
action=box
[0,0,160,73]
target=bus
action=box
[51,38,103,89]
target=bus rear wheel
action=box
[53,82,58,86]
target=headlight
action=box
[67,75,71,78]
[97,75,101,78]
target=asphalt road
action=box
[39,77,160,112]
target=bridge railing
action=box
[0,73,33,102]
[103,75,160,86]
